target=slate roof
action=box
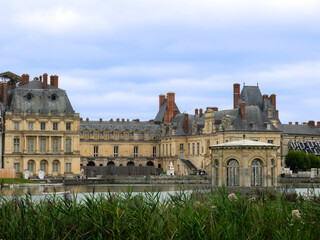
[154,99,180,124]
[239,86,263,109]
[170,113,204,136]
[7,80,74,113]
[277,124,320,135]
[80,120,160,135]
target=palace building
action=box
[1,71,320,187]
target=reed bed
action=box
[0,188,319,240]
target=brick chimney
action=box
[167,92,175,122]
[308,120,315,127]
[53,75,59,88]
[295,122,299,125]
[212,107,218,111]
[195,108,198,115]
[116,118,119,122]
[262,94,268,101]
[233,83,240,109]
[289,122,292,125]
[270,94,276,110]
[39,76,42,82]
[184,113,189,134]
[43,73,48,89]
[276,110,279,118]
[240,101,246,120]
[159,94,165,109]
[86,117,89,121]
[317,121,320,128]
[99,118,103,122]
[50,75,54,86]
[20,74,30,86]
[199,108,203,117]
[2,82,8,109]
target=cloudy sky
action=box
[1,0,320,123]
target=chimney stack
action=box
[2,82,8,109]
[159,94,165,109]
[308,120,315,127]
[53,75,59,88]
[43,73,48,89]
[99,118,103,122]
[295,122,299,125]
[20,74,30,86]
[86,117,89,121]
[199,108,203,117]
[167,92,175,122]
[233,83,240,109]
[240,101,246,120]
[184,113,189,134]
[50,75,54,86]
[276,110,279,118]
[116,118,119,122]
[317,121,320,128]
[270,94,276,110]
[289,122,292,125]
[195,108,198,115]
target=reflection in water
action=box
[0,184,210,197]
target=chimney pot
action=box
[289,122,292,125]
[270,94,276,110]
[110,118,113,122]
[50,75,54,86]
[127,119,129,122]
[199,108,203,117]
[308,120,315,127]
[53,75,59,88]
[116,118,120,122]
[295,122,299,125]
[86,117,89,121]
[80,117,83,121]
[122,118,124,122]
[159,94,165,110]
[195,108,198,115]
[317,121,320,128]
[99,118,102,122]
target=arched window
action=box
[27,160,35,174]
[107,161,115,166]
[271,159,275,186]
[146,161,154,166]
[127,161,134,166]
[251,159,262,186]
[52,160,60,173]
[40,160,48,172]
[87,161,95,166]
[214,159,219,186]
[226,159,239,186]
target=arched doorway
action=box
[40,160,48,172]
[146,161,154,166]
[107,161,115,166]
[127,161,134,166]
[52,160,60,175]
[87,161,95,166]
[214,159,219,186]
[27,160,35,175]
[158,164,161,168]
[226,159,239,186]
[251,159,262,186]
[99,164,103,166]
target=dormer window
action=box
[50,94,57,101]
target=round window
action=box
[51,95,57,101]
[26,94,32,101]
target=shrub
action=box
[285,150,310,171]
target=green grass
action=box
[0,178,38,184]
[0,188,319,239]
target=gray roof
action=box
[277,124,320,135]
[80,120,160,135]
[154,99,180,124]
[240,86,263,109]
[8,80,74,113]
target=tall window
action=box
[14,137,20,152]
[226,159,239,186]
[162,145,164,156]
[27,138,34,153]
[94,146,98,157]
[28,122,33,130]
[66,163,71,172]
[66,122,71,131]
[197,143,200,156]
[268,140,274,144]
[53,122,58,130]
[14,122,19,130]
[271,159,275,186]
[40,161,46,172]
[153,146,156,157]
[134,146,138,157]
[52,160,59,172]
[114,146,118,157]
[192,143,195,156]
[40,122,46,130]
[188,143,190,156]
[65,138,71,153]
[170,144,171,156]
[14,163,20,173]
[40,138,46,153]
[52,138,58,153]
[28,161,34,172]
[214,160,219,186]
[166,144,168,157]
[251,159,262,186]
[180,144,184,150]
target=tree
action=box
[309,154,320,168]
[285,150,310,171]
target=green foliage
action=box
[0,178,37,184]
[309,154,320,168]
[285,150,311,171]
[0,189,319,239]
